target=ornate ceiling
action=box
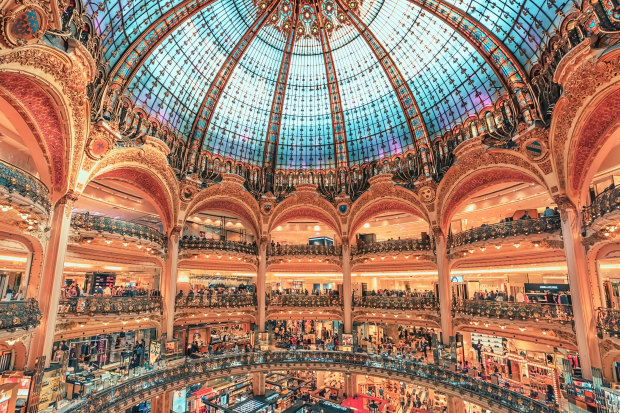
[84,0,576,170]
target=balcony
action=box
[353,238,432,255]
[268,244,342,257]
[0,160,50,213]
[180,238,258,255]
[268,294,343,308]
[583,186,620,232]
[354,295,438,311]
[0,299,41,332]
[71,212,165,248]
[453,300,573,323]
[448,216,561,248]
[597,308,620,338]
[58,296,162,316]
[175,293,256,309]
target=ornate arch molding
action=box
[0,229,44,300]
[267,188,342,238]
[586,241,620,309]
[183,181,261,240]
[0,45,94,198]
[550,44,620,203]
[85,145,180,233]
[348,187,430,244]
[0,341,28,370]
[436,148,549,231]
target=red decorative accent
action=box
[569,88,620,194]
[0,73,66,189]
[442,169,537,228]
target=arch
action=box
[348,197,430,244]
[0,341,27,370]
[0,229,44,300]
[602,349,620,382]
[567,81,620,203]
[85,147,180,233]
[184,183,261,240]
[267,195,342,239]
[586,241,620,309]
[0,72,70,192]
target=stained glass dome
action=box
[86,0,575,171]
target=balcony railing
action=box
[71,212,165,247]
[58,296,162,315]
[65,351,556,413]
[448,216,561,248]
[354,296,438,311]
[353,238,432,255]
[268,244,341,257]
[175,293,256,309]
[180,238,257,255]
[583,186,620,227]
[268,294,343,308]
[597,308,620,338]
[0,299,41,331]
[453,300,573,323]
[0,160,50,212]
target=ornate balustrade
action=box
[0,299,41,332]
[71,212,165,247]
[454,300,573,323]
[180,239,258,255]
[353,238,431,255]
[597,308,620,338]
[0,160,50,212]
[176,294,256,309]
[58,296,162,315]
[268,244,341,257]
[448,216,561,248]
[65,351,557,413]
[354,296,438,311]
[583,186,620,228]
[268,295,343,308]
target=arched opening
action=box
[0,239,29,301]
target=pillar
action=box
[434,229,453,345]
[447,395,465,413]
[162,227,180,339]
[28,193,75,368]
[342,242,352,334]
[19,251,33,298]
[344,373,357,398]
[257,239,267,332]
[151,391,173,413]
[316,371,326,388]
[253,372,266,396]
[559,203,602,379]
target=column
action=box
[19,251,33,298]
[257,239,267,332]
[162,227,180,339]
[447,395,465,413]
[344,373,357,398]
[342,242,352,334]
[28,193,75,368]
[559,203,602,379]
[151,391,173,413]
[253,372,266,396]
[434,229,453,345]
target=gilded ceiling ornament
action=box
[2,4,48,47]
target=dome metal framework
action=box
[75,0,609,177]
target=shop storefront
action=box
[175,322,252,354]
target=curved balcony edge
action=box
[0,299,42,332]
[57,296,163,316]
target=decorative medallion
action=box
[3,5,48,46]
[263,203,273,214]
[417,184,436,204]
[338,203,348,214]
[181,184,196,201]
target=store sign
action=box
[524,283,570,292]
[172,389,186,413]
[149,341,161,365]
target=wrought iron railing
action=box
[354,296,438,311]
[448,216,561,248]
[353,238,431,255]
[454,300,573,323]
[597,308,620,338]
[71,212,165,247]
[268,244,341,257]
[65,351,557,413]
[268,295,343,308]
[0,299,41,331]
[583,186,620,227]
[0,160,50,212]
[58,296,162,315]
[180,238,258,255]
[175,293,256,309]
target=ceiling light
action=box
[479,247,486,252]
[104,266,123,271]
[495,245,502,250]
[276,226,282,231]
[514,243,520,248]
[363,223,370,228]
[314,225,320,231]
[64,262,92,268]
[0,255,27,263]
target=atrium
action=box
[0,0,619,412]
